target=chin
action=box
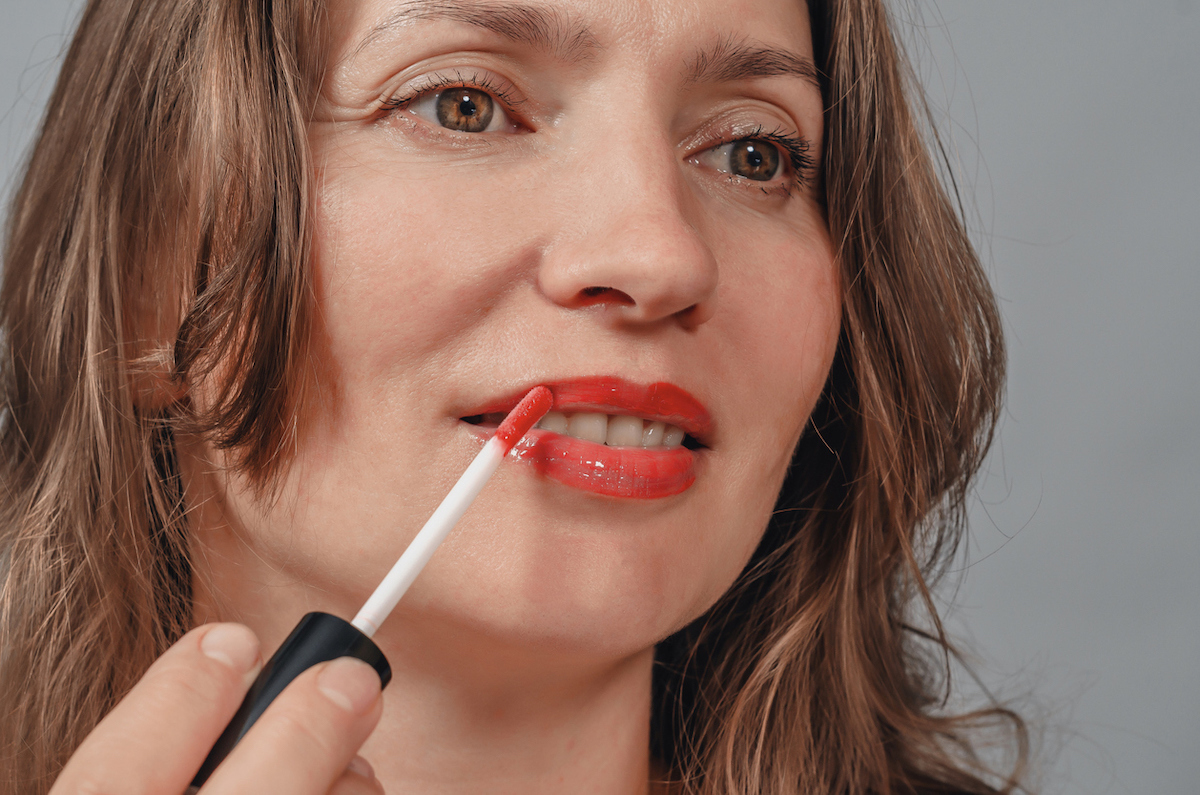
[375,489,761,661]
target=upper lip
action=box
[460,376,714,445]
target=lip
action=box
[461,377,712,499]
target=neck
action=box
[361,611,656,795]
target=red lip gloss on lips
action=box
[511,433,695,499]
[468,378,711,499]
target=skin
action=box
[54,0,839,792]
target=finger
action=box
[50,623,262,795]
[327,756,386,795]
[200,656,383,795]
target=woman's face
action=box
[198,0,839,655]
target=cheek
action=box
[666,215,839,616]
[753,240,839,429]
[711,212,841,454]
[310,160,543,380]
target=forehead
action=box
[329,0,816,78]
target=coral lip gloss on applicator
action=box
[191,386,554,787]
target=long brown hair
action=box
[0,0,1025,793]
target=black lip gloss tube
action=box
[190,612,391,788]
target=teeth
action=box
[606,415,643,447]
[539,411,569,434]
[642,421,665,447]
[567,412,608,444]
[534,411,688,448]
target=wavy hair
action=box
[0,0,1025,792]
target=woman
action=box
[0,0,1026,792]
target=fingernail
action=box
[346,755,375,779]
[317,657,381,714]
[200,623,260,674]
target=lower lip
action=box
[506,429,696,499]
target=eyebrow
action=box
[357,5,819,92]
[357,0,599,63]
[686,37,820,89]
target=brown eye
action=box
[694,138,787,185]
[403,83,514,134]
[727,140,780,181]
[434,88,495,133]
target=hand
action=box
[49,623,385,794]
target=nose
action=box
[536,128,718,329]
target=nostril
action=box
[578,286,635,307]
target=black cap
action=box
[191,611,391,787]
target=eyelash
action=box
[714,124,816,195]
[380,76,815,196]
[381,71,525,119]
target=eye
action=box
[402,86,515,134]
[696,139,784,182]
[689,127,815,193]
[381,71,527,135]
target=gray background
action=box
[3,1,1197,792]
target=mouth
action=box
[459,377,711,499]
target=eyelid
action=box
[380,68,532,131]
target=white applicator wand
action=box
[192,386,554,786]
[353,385,553,635]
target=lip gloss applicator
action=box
[191,386,554,786]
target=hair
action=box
[0,0,1025,793]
